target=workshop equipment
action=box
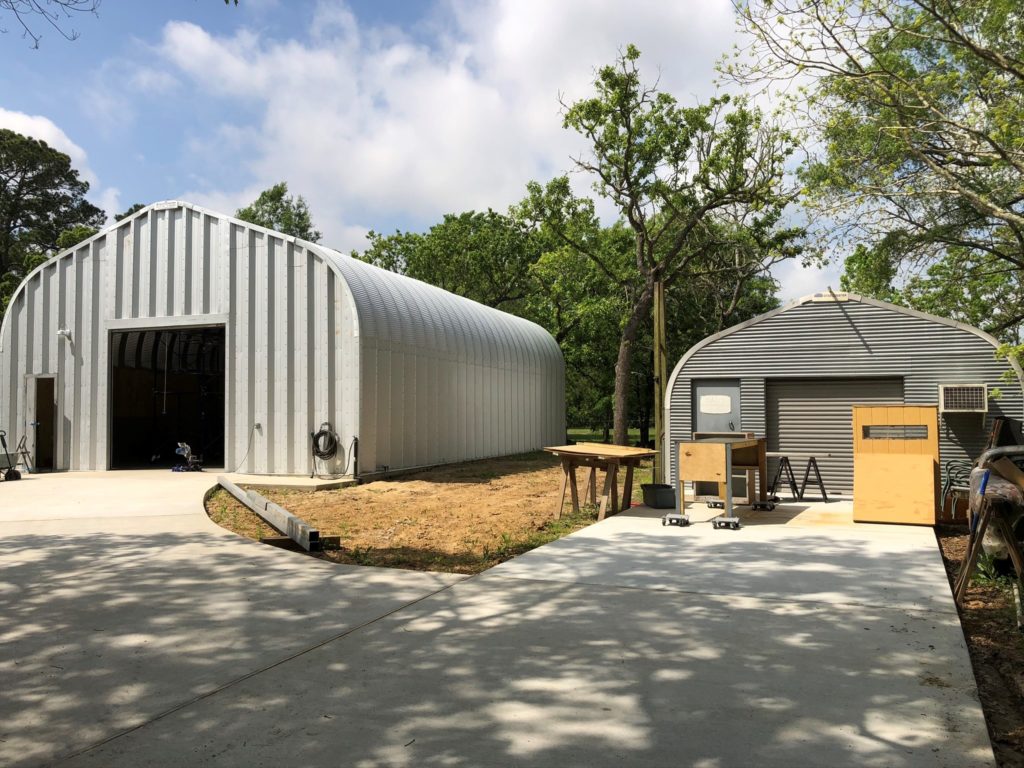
[954,468,1024,605]
[0,431,22,481]
[13,435,33,475]
[675,436,774,521]
[661,510,690,527]
[545,443,656,520]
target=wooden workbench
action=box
[544,443,656,520]
[676,437,769,516]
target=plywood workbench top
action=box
[544,442,657,460]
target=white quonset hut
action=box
[0,201,565,475]
[665,291,1024,495]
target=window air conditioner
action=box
[938,384,988,414]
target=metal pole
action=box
[653,278,667,484]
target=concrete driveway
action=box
[0,473,994,767]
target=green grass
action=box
[567,426,645,444]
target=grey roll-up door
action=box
[766,378,904,494]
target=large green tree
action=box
[358,210,538,311]
[236,182,321,243]
[529,45,803,445]
[0,128,104,312]
[732,0,1024,347]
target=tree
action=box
[732,0,1024,347]
[528,45,803,445]
[0,128,104,312]
[358,210,539,311]
[115,203,145,221]
[1,0,98,47]
[55,224,97,250]
[235,182,321,243]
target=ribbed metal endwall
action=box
[664,296,1024,488]
[766,378,904,493]
[0,203,356,474]
[0,201,565,475]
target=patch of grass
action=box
[567,426,644,444]
[973,552,1016,589]
[206,489,278,540]
[323,504,601,575]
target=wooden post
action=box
[653,278,667,484]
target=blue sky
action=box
[0,0,840,298]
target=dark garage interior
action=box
[110,327,225,469]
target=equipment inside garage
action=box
[110,327,225,469]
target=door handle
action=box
[729,421,735,431]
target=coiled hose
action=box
[311,422,338,462]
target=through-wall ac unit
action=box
[938,384,988,414]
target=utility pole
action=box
[652,278,667,483]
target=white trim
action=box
[105,313,229,331]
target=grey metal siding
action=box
[665,297,1024,488]
[0,201,565,475]
[326,252,565,474]
[766,377,904,493]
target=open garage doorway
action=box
[109,327,225,469]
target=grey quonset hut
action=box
[0,201,565,475]
[665,291,1023,494]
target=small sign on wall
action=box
[699,394,732,415]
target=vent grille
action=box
[939,384,988,413]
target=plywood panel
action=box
[678,442,728,483]
[853,454,938,524]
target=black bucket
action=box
[641,483,676,509]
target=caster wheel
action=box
[662,518,667,526]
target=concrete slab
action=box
[490,505,957,615]
[0,474,994,767]
[0,473,463,768]
[62,573,990,768]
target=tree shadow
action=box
[3,516,992,767]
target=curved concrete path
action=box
[0,472,994,767]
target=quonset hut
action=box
[664,291,1023,495]
[0,201,565,475]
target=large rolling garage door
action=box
[766,378,904,495]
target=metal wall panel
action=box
[0,201,566,476]
[664,295,1024,488]
[766,377,904,493]
[325,252,565,474]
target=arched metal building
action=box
[0,201,565,475]
[665,291,1024,495]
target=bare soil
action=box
[206,451,651,574]
[937,527,1024,767]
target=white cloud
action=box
[149,0,740,246]
[773,258,845,303]
[0,107,96,185]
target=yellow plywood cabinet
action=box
[852,404,939,525]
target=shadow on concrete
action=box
[0,531,458,767]
[0,517,990,767]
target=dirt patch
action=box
[937,527,1024,767]
[207,451,652,574]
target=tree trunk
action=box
[613,284,655,445]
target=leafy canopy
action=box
[732,0,1024,347]
[235,182,321,243]
[0,127,103,312]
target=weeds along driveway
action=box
[2,474,994,768]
